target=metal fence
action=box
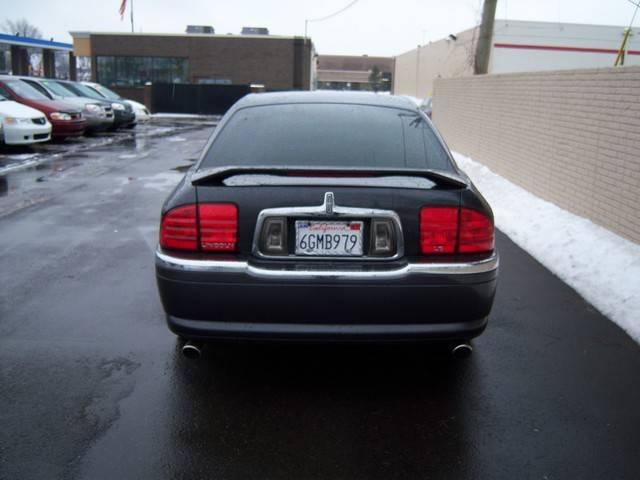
[151,83,251,115]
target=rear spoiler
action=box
[191,166,468,188]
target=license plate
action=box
[295,221,364,256]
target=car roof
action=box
[0,75,26,81]
[0,75,54,84]
[235,91,419,111]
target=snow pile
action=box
[453,152,640,343]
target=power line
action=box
[305,0,360,38]
[630,2,640,25]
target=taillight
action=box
[160,203,237,252]
[420,206,493,255]
[459,208,494,253]
[199,203,237,252]
[420,207,458,254]
[159,205,198,251]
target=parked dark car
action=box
[155,92,498,358]
[0,76,86,139]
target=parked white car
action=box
[125,99,151,122]
[0,93,51,145]
[81,82,150,122]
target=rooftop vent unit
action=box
[241,27,269,35]
[186,25,215,34]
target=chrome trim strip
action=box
[156,248,498,280]
[251,193,405,261]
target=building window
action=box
[54,51,70,80]
[96,56,189,86]
[0,45,9,74]
[76,56,92,82]
[27,48,43,77]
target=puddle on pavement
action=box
[0,119,214,201]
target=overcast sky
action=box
[2,0,638,56]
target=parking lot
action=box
[1,120,639,480]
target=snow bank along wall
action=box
[433,66,640,244]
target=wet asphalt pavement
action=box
[1,121,639,480]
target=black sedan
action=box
[155,92,498,358]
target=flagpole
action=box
[130,0,135,32]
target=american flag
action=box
[119,0,127,19]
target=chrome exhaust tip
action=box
[182,341,202,359]
[451,343,473,359]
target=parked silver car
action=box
[18,77,114,132]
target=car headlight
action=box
[112,103,125,111]
[84,103,102,113]
[50,112,73,121]
[4,117,32,125]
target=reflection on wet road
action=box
[0,117,214,216]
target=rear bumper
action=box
[166,315,489,342]
[156,249,498,342]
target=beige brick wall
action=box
[433,66,640,244]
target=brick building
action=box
[316,55,393,91]
[69,31,316,100]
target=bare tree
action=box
[1,18,43,38]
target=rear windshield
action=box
[201,103,453,171]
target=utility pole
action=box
[474,0,498,74]
[130,0,135,33]
[415,45,421,97]
[615,0,639,66]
